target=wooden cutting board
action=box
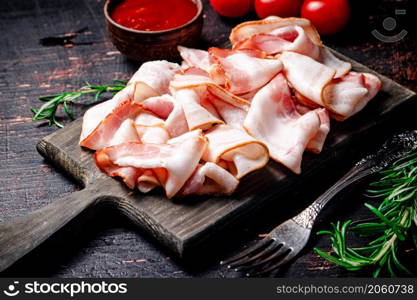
[0,49,415,272]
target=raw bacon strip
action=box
[208,48,282,95]
[319,48,351,78]
[280,51,336,106]
[134,111,165,127]
[80,99,143,150]
[129,60,181,101]
[141,95,189,138]
[170,73,251,108]
[134,112,169,144]
[80,84,136,142]
[234,25,320,60]
[180,163,239,196]
[294,104,330,153]
[135,125,169,144]
[208,92,248,130]
[95,130,207,198]
[230,17,322,47]
[323,72,382,120]
[173,88,223,131]
[183,66,210,77]
[306,108,330,153]
[244,74,321,174]
[109,119,141,147]
[203,125,269,179]
[137,170,161,193]
[178,46,211,72]
[93,142,143,190]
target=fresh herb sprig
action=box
[31,80,127,128]
[315,149,417,277]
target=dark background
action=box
[0,0,416,278]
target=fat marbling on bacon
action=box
[80,17,382,198]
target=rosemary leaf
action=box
[316,146,417,277]
[31,80,127,128]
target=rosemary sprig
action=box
[31,80,127,128]
[314,149,417,277]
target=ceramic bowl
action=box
[104,0,204,62]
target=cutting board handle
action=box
[0,184,103,272]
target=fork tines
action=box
[220,236,292,276]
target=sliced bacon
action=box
[230,17,322,48]
[208,92,248,130]
[244,74,321,174]
[234,25,320,60]
[208,48,282,95]
[137,170,161,193]
[109,119,141,146]
[80,84,136,143]
[129,60,181,101]
[178,46,211,72]
[136,126,170,144]
[173,88,223,131]
[170,73,250,108]
[319,48,351,78]
[280,51,336,106]
[134,112,169,144]
[203,125,269,179]
[293,104,330,154]
[323,72,382,120]
[80,98,143,150]
[306,108,330,153]
[95,130,207,198]
[180,162,239,196]
[82,17,383,198]
[141,95,189,138]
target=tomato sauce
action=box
[111,0,198,32]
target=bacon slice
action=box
[109,119,141,146]
[129,60,181,101]
[80,97,143,150]
[95,130,207,198]
[319,48,351,78]
[170,73,250,105]
[306,108,330,153]
[203,125,269,179]
[230,17,322,47]
[280,51,336,106]
[234,25,320,60]
[134,112,169,144]
[244,74,321,174]
[141,95,189,137]
[178,46,211,72]
[208,92,248,130]
[323,72,382,120]
[208,48,282,95]
[137,170,161,193]
[173,88,223,131]
[180,163,239,196]
[80,84,136,143]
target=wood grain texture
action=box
[0,0,416,278]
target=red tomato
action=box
[255,0,302,19]
[210,0,253,18]
[301,0,350,35]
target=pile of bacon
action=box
[80,17,381,199]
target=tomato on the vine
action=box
[255,0,302,19]
[210,0,253,18]
[301,0,350,35]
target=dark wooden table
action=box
[0,0,416,278]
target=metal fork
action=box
[221,131,417,277]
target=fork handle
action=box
[292,165,374,229]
